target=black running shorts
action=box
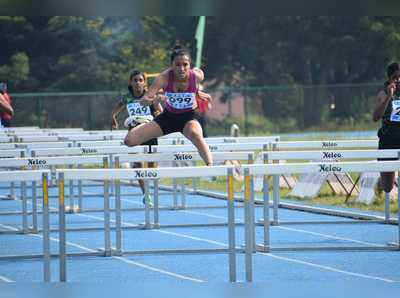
[153,109,202,135]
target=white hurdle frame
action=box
[56,165,242,282]
[30,145,148,157]
[0,136,13,143]
[153,142,269,195]
[263,149,400,225]
[0,143,17,150]
[246,161,400,253]
[114,151,255,229]
[0,149,26,158]
[152,142,270,153]
[0,170,51,281]
[0,155,109,233]
[271,139,378,151]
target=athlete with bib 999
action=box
[124,45,214,166]
[373,62,400,196]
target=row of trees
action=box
[1,16,400,130]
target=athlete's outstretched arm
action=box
[111,101,125,129]
[193,67,204,82]
[152,100,163,117]
[140,72,167,106]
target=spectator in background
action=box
[0,83,13,128]
[373,62,400,197]
[0,83,13,127]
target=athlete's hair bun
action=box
[170,44,191,64]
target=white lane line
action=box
[12,194,398,283]
[113,257,203,282]
[0,223,18,231]
[0,219,202,282]
[80,213,399,283]
[0,224,19,282]
[180,210,385,247]
[81,213,228,247]
[261,253,398,283]
[0,275,14,282]
[277,226,384,247]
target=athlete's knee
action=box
[186,130,203,142]
[124,136,137,147]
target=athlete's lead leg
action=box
[124,121,163,147]
[183,120,213,165]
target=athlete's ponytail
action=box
[170,44,191,64]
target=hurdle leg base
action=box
[388,242,400,249]
[20,227,39,235]
[138,223,155,230]
[170,206,183,210]
[97,247,120,256]
[258,219,280,226]
[240,244,257,253]
[0,194,16,201]
[113,249,123,256]
[65,205,81,214]
[256,244,270,253]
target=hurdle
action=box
[271,139,378,150]
[0,149,26,200]
[0,155,109,232]
[56,165,243,282]
[178,136,280,145]
[245,160,400,253]
[114,151,254,228]
[0,135,13,143]
[152,142,269,195]
[152,142,270,153]
[30,145,148,157]
[76,140,125,147]
[0,169,52,281]
[30,146,148,195]
[20,141,74,149]
[262,149,400,225]
[0,143,17,149]
[0,148,26,158]
[17,134,115,143]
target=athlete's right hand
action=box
[387,82,396,98]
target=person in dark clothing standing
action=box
[373,62,400,200]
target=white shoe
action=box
[142,194,154,207]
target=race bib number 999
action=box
[126,102,151,117]
[165,92,195,110]
[390,99,400,122]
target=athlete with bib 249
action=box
[112,70,162,205]
[124,45,213,166]
[373,62,400,195]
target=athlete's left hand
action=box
[140,96,153,106]
[154,94,167,104]
[197,90,213,103]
